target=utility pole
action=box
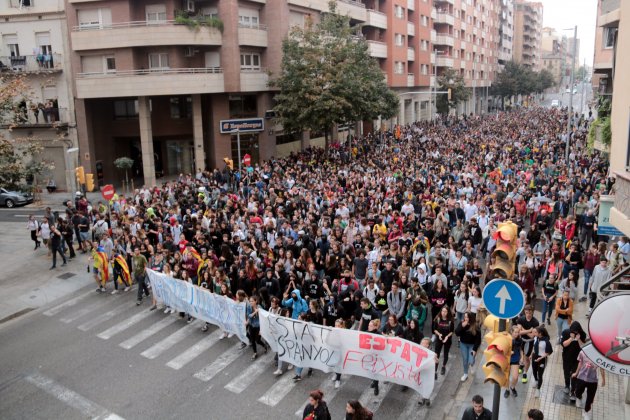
[580,57,586,115]
[565,25,577,162]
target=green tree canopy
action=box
[436,68,470,115]
[491,61,556,99]
[271,1,398,143]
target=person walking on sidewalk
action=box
[541,273,558,325]
[517,305,539,384]
[455,311,481,382]
[561,321,587,400]
[461,394,492,420]
[573,348,606,420]
[531,326,553,398]
[588,257,611,315]
[27,215,40,249]
[506,325,524,398]
[49,221,67,270]
[302,389,331,420]
[133,247,149,305]
[554,290,574,343]
[581,244,599,301]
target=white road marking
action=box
[59,300,110,324]
[258,369,299,407]
[358,381,394,413]
[76,302,130,332]
[294,373,342,417]
[224,352,274,394]
[140,320,198,360]
[166,329,223,370]
[193,343,243,382]
[25,372,125,420]
[96,309,153,340]
[43,291,93,317]
[119,316,177,350]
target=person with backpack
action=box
[531,326,553,398]
[386,281,406,327]
[302,389,331,420]
[345,399,373,420]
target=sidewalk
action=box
[0,221,93,324]
[451,297,629,420]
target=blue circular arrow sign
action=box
[482,278,526,319]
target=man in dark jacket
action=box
[461,395,492,420]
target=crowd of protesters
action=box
[31,106,619,418]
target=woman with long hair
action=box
[302,390,331,420]
[432,305,454,379]
[345,400,373,420]
[245,295,267,360]
[531,326,552,398]
[506,325,524,398]
[554,290,573,343]
[454,312,481,382]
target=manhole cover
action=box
[57,272,76,280]
[552,385,574,406]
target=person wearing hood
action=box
[282,288,308,319]
[561,321,587,400]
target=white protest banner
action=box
[259,310,436,397]
[147,269,248,343]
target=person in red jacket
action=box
[581,244,600,301]
[518,265,536,305]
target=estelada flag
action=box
[94,251,110,281]
[114,255,131,285]
[186,246,202,262]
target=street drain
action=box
[57,272,76,280]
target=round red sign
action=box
[101,184,115,201]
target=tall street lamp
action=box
[563,26,577,162]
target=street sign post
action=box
[482,279,525,320]
[101,184,115,201]
[243,153,251,167]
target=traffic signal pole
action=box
[492,318,507,420]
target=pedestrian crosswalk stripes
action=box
[119,316,177,350]
[77,302,131,332]
[224,352,274,394]
[193,343,243,382]
[43,290,93,317]
[140,320,200,360]
[41,291,428,418]
[258,369,299,407]
[166,329,223,370]
[97,308,152,340]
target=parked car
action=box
[0,188,34,208]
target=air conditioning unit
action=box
[186,0,195,13]
[183,47,198,57]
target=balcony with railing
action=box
[288,0,366,21]
[366,9,387,29]
[240,68,269,92]
[435,55,454,67]
[434,34,454,47]
[407,21,415,37]
[75,67,224,98]
[430,30,437,43]
[4,106,70,129]
[238,23,268,47]
[0,54,63,73]
[434,12,455,26]
[407,47,415,61]
[407,0,415,11]
[71,20,222,51]
[367,41,387,58]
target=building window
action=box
[149,53,169,69]
[395,33,404,46]
[421,15,428,26]
[421,64,428,75]
[114,99,139,119]
[421,40,428,51]
[200,6,218,18]
[170,96,192,119]
[604,27,617,49]
[77,8,112,29]
[3,34,20,57]
[146,4,167,23]
[394,61,404,74]
[105,56,116,73]
[394,5,405,19]
[240,52,261,71]
[239,8,260,28]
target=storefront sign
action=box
[146,269,248,343]
[597,195,624,237]
[259,310,436,397]
[220,118,264,134]
[586,292,630,375]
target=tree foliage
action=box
[436,68,469,115]
[0,75,51,190]
[491,61,555,99]
[271,1,398,143]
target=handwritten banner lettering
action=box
[146,269,248,343]
[259,310,436,397]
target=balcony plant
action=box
[114,157,134,193]
[174,10,223,33]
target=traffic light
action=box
[223,157,233,170]
[75,166,85,185]
[447,88,452,101]
[482,331,512,387]
[85,173,95,192]
[490,221,518,280]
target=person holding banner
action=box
[245,296,268,360]
[367,319,382,396]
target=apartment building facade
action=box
[540,27,579,88]
[58,0,506,187]
[0,0,78,190]
[497,0,514,70]
[592,0,619,96]
[513,0,542,70]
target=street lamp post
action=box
[565,25,577,162]
[65,147,79,204]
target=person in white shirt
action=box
[363,279,380,306]
[463,200,478,222]
[401,200,415,216]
